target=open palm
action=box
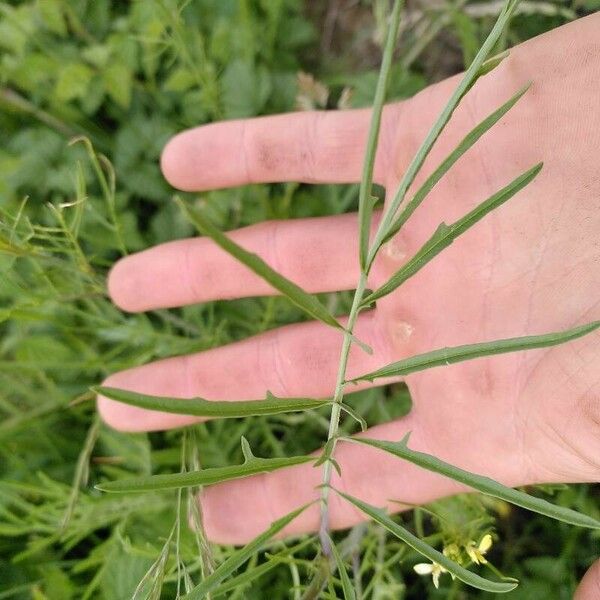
[98,14,599,547]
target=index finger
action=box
[160,108,398,191]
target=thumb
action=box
[574,558,600,599]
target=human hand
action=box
[98,12,599,556]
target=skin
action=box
[97,14,600,595]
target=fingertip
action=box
[575,558,600,599]
[160,130,199,192]
[107,258,140,313]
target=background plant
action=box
[1,1,598,599]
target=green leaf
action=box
[357,0,403,269]
[132,523,175,600]
[183,504,312,599]
[54,63,94,102]
[327,534,356,600]
[94,386,330,419]
[338,402,368,432]
[364,162,542,305]
[345,436,600,530]
[210,556,286,597]
[221,60,272,119]
[176,198,349,336]
[94,386,366,431]
[38,0,67,36]
[336,491,518,593]
[367,0,519,267]
[382,84,530,244]
[240,436,255,461]
[209,538,314,597]
[103,63,133,108]
[477,50,510,79]
[101,539,155,600]
[96,453,315,493]
[351,321,600,382]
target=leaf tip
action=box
[399,431,412,446]
[240,436,255,462]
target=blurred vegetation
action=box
[0,0,598,598]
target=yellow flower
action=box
[413,561,447,589]
[466,533,493,565]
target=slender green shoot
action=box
[182,504,313,600]
[344,436,600,529]
[350,321,599,382]
[94,386,331,419]
[362,162,542,305]
[326,533,356,600]
[175,197,371,353]
[96,454,314,494]
[357,0,404,269]
[336,490,518,593]
[69,136,128,255]
[381,83,530,244]
[366,0,519,268]
[93,386,366,430]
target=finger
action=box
[108,212,366,312]
[574,558,600,600]
[160,108,396,191]
[97,311,399,432]
[197,413,528,546]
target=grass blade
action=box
[60,415,100,533]
[351,320,600,382]
[176,198,344,333]
[357,0,403,269]
[209,539,315,598]
[94,386,331,419]
[367,0,519,268]
[97,453,315,493]
[210,557,286,598]
[345,436,600,530]
[382,84,530,243]
[327,534,356,600]
[132,523,175,600]
[182,504,312,599]
[363,162,542,305]
[477,49,510,78]
[336,490,518,593]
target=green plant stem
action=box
[365,0,517,269]
[319,272,368,554]
[0,87,78,139]
[357,0,403,269]
[70,137,127,256]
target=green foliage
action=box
[351,321,599,382]
[97,438,315,493]
[183,504,313,599]
[336,490,518,593]
[94,386,332,419]
[380,82,530,244]
[346,436,600,529]
[0,0,595,599]
[364,162,543,304]
[176,198,347,335]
